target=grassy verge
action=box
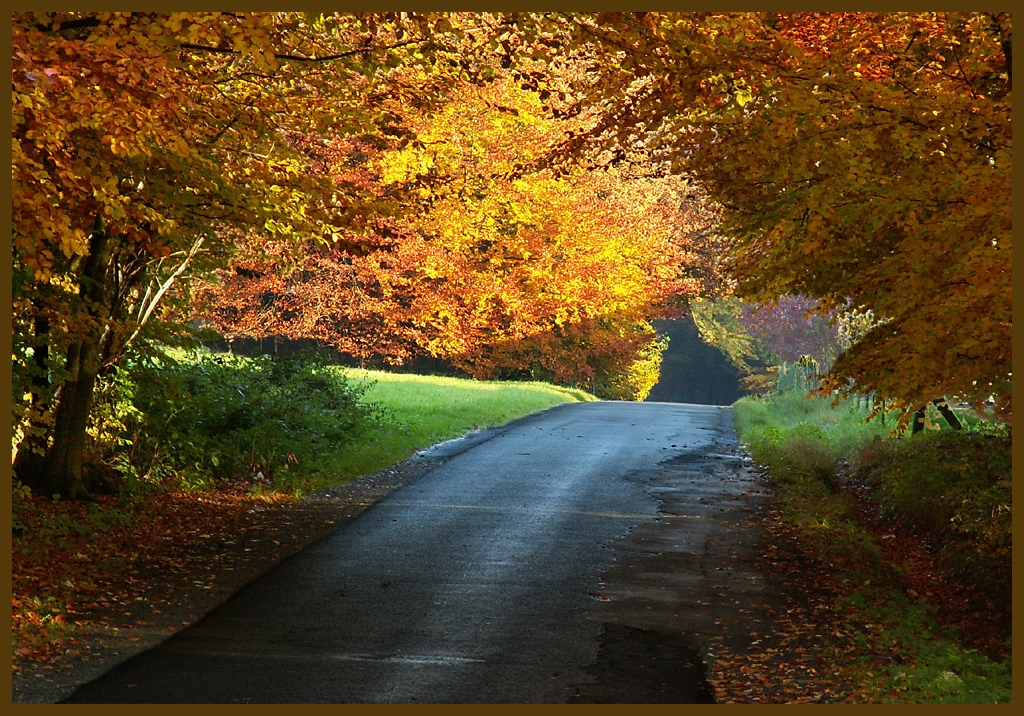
[732,390,1011,704]
[298,367,597,494]
[112,350,598,497]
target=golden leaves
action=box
[572,12,1013,423]
[194,62,709,396]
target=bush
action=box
[852,431,1011,607]
[117,350,383,492]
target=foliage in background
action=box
[691,297,766,375]
[193,75,713,400]
[740,297,842,369]
[616,331,669,402]
[692,295,868,396]
[693,295,890,396]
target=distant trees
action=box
[688,295,845,396]
[195,76,715,399]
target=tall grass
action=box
[734,391,893,575]
[734,390,889,481]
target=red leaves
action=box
[194,75,713,396]
[706,504,857,702]
[10,485,297,674]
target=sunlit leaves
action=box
[537,12,1011,424]
[196,73,711,398]
[11,11,484,494]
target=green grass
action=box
[313,367,596,491]
[734,391,895,577]
[837,590,1013,704]
[109,350,595,499]
[732,389,1011,704]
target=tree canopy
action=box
[518,11,1011,427]
[11,11,474,495]
[194,74,715,399]
[10,11,1012,496]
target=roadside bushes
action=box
[733,388,1012,703]
[114,350,382,493]
[735,389,1011,604]
[852,431,1012,610]
[734,389,884,486]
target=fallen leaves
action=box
[11,483,299,674]
[706,463,1010,704]
[707,603,856,702]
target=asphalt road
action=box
[63,401,773,704]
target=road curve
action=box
[64,401,768,704]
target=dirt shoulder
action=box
[12,456,440,705]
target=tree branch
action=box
[125,234,207,348]
[180,38,427,63]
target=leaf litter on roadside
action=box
[11,483,306,674]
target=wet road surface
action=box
[64,401,772,703]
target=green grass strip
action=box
[281,367,598,494]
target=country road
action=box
[63,401,778,704]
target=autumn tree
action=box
[691,295,873,395]
[194,72,713,400]
[375,81,707,397]
[11,11,473,497]
[513,12,1012,428]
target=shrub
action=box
[117,350,383,491]
[852,431,1011,607]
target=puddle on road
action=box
[568,623,715,703]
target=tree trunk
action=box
[14,222,114,498]
[12,315,54,487]
[36,340,102,499]
[912,406,927,435]
[932,398,963,431]
[16,341,100,499]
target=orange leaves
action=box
[194,68,711,397]
[557,11,1012,423]
[13,14,192,279]
[398,159,697,385]
[12,13,491,497]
